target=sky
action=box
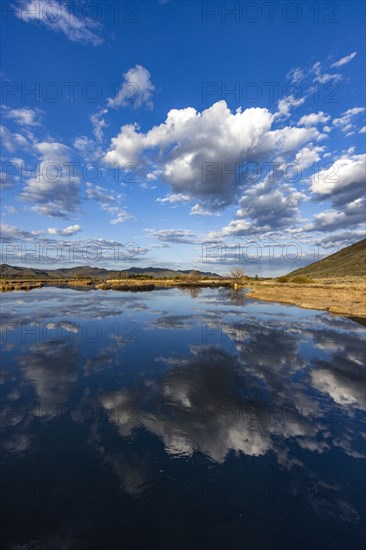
[0,0,365,276]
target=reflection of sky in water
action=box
[1,287,365,549]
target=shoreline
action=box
[0,278,232,293]
[1,277,365,319]
[246,280,366,319]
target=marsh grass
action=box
[247,277,366,318]
[290,276,315,284]
[0,281,43,292]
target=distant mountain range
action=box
[0,264,222,279]
[2,238,365,280]
[288,238,366,278]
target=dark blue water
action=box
[1,287,365,549]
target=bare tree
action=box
[188,270,201,281]
[230,267,246,283]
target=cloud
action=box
[146,229,197,244]
[47,225,82,236]
[310,153,366,206]
[333,107,365,135]
[319,231,366,249]
[104,101,320,211]
[156,193,191,205]
[298,112,330,127]
[1,105,43,126]
[331,52,357,68]
[35,141,70,160]
[307,199,366,232]
[0,222,83,241]
[0,156,25,188]
[17,341,79,408]
[108,210,135,225]
[90,108,108,142]
[86,183,134,224]
[4,205,17,214]
[0,125,29,152]
[312,61,343,84]
[286,59,344,94]
[286,67,306,84]
[107,65,156,110]
[190,204,221,216]
[236,185,305,232]
[15,0,104,46]
[205,146,322,240]
[293,145,324,171]
[96,319,366,467]
[285,55,354,113]
[0,223,148,267]
[304,150,366,232]
[73,136,103,160]
[225,164,307,234]
[20,141,81,218]
[0,223,39,241]
[209,219,251,238]
[90,65,156,142]
[275,96,305,119]
[86,183,114,203]
[311,340,366,410]
[287,60,341,89]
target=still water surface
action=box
[1,287,365,549]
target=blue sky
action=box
[1,0,365,275]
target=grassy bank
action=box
[246,277,366,318]
[0,280,44,292]
[0,277,232,293]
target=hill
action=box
[0,264,221,280]
[287,238,366,278]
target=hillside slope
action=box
[288,238,366,278]
[0,264,221,279]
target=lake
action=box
[1,286,365,549]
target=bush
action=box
[230,268,246,282]
[291,276,314,284]
[277,276,289,283]
[188,270,201,281]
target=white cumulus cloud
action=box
[47,225,82,236]
[104,101,320,212]
[107,65,156,110]
[15,0,104,46]
[330,51,357,68]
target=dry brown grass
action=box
[96,279,231,290]
[67,280,94,286]
[247,277,366,317]
[2,276,365,318]
[0,277,231,292]
[0,281,44,292]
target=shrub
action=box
[291,276,314,284]
[277,276,289,283]
[188,270,201,281]
[230,268,246,282]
